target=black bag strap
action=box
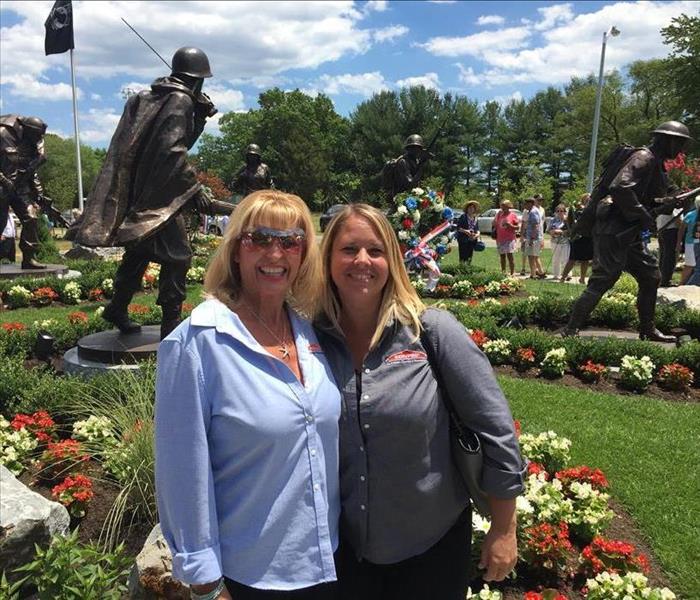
[420,319,481,453]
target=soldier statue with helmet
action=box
[382,134,432,201]
[231,143,273,196]
[71,46,230,339]
[0,114,63,269]
[564,120,697,342]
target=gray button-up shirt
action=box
[315,308,525,564]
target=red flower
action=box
[521,522,572,572]
[514,420,521,437]
[1,322,26,332]
[402,218,414,230]
[470,329,488,348]
[556,466,608,489]
[11,410,56,443]
[580,536,649,576]
[88,288,104,302]
[68,311,89,325]
[182,302,194,313]
[528,462,549,479]
[51,473,94,516]
[32,287,59,305]
[128,303,150,315]
[44,439,88,462]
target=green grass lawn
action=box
[501,376,700,599]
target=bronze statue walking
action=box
[0,115,60,269]
[231,143,273,196]
[382,134,432,201]
[564,121,695,342]
[71,47,227,339]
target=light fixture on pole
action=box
[586,26,621,193]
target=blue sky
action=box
[1,1,695,148]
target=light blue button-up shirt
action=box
[155,299,341,589]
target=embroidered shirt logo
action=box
[308,343,323,353]
[385,350,427,364]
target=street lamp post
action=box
[586,26,620,193]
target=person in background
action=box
[518,201,530,276]
[676,200,699,285]
[549,204,570,281]
[455,200,480,264]
[156,190,341,600]
[686,209,700,286]
[0,209,16,263]
[314,204,525,600]
[493,200,520,275]
[560,193,593,284]
[524,198,545,279]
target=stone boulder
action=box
[0,465,70,575]
[657,285,700,312]
[128,524,189,599]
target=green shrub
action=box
[612,272,639,295]
[529,293,571,328]
[11,529,131,599]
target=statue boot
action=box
[637,288,676,343]
[103,289,141,334]
[160,302,182,340]
[19,218,45,270]
[562,289,601,337]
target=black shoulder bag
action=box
[420,326,491,516]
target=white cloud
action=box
[90,93,102,101]
[424,1,695,87]
[492,91,524,106]
[396,72,441,91]
[1,74,81,101]
[420,26,531,57]
[427,1,458,3]
[317,72,389,97]
[205,84,246,113]
[534,3,575,31]
[373,25,409,43]
[364,0,388,12]
[79,107,123,144]
[477,15,506,26]
[0,1,373,84]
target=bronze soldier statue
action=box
[72,47,223,339]
[231,143,273,196]
[564,121,694,342]
[382,134,432,201]
[0,115,55,269]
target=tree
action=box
[38,134,104,211]
[661,14,700,130]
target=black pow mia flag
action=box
[44,0,74,55]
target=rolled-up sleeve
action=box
[155,337,222,584]
[424,309,526,498]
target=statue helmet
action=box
[652,121,692,140]
[171,47,212,79]
[246,143,262,156]
[19,116,47,135]
[404,134,424,149]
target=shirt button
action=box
[310,449,316,457]
[359,445,364,452]
[306,415,314,423]
[360,504,366,511]
[314,483,320,491]
[360,475,366,481]
[364,368,370,374]
[363,423,370,430]
[363,394,369,400]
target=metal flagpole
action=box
[69,47,84,212]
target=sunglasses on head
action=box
[238,227,306,253]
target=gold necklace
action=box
[242,302,292,361]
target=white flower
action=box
[398,230,409,241]
[411,187,425,196]
[397,205,408,215]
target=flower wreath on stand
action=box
[388,187,454,290]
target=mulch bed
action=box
[494,364,700,403]
[18,461,151,559]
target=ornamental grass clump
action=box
[483,338,511,365]
[540,348,567,379]
[584,571,676,600]
[619,355,655,392]
[657,363,694,392]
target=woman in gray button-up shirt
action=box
[315,204,526,600]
